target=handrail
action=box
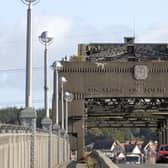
[0,124,30,132]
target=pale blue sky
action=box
[2,0,168,36]
[0,0,168,108]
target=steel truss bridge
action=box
[85,98,168,128]
[58,38,168,159]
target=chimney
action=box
[124,37,135,56]
[124,37,135,44]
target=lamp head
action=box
[39,31,54,45]
[64,92,73,102]
[60,76,67,83]
[24,0,37,2]
[51,61,63,71]
[21,0,40,5]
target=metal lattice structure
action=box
[55,37,168,160]
[85,98,168,128]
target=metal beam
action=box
[86,123,158,128]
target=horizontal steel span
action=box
[86,124,158,128]
[84,97,168,129]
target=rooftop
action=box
[78,37,168,62]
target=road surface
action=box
[117,163,168,168]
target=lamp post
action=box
[60,76,67,161]
[21,0,39,107]
[60,76,67,130]
[51,61,63,164]
[39,31,53,168]
[64,92,73,160]
[39,31,53,120]
[20,1,39,168]
[51,61,63,127]
[64,92,73,134]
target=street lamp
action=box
[60,76,67,161]
[39,31,53,119]
[51,61,63,164]
[21,0,40,107]
[64,92,73,134]
[51,61,63,127]
[20,1,39,168]
[60,76,67,130]
[39,31,53,168]
[64,91,73,161]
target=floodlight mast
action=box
[21,0,39,108]
[39,31,54,118]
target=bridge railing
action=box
[0,124,70,168]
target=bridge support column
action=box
[165,119,168,144]
[53,125,60,165]
[64,133,69,162]
[20,107,37,168]
[68,100,85,161]
[76,119,85,160]
[159,130,162,145]
[41,118,52,168]
[60,129,65,162]
[69,119,85,161]
[65,134,69,161]
[161,122,166,144]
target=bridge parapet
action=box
[0,124,31,133]
[0,124,70,168]
[94,150,119,168]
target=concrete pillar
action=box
[76,119,85,160]
[69,120,84,161]
[161,126,163,144]
[165,119,168,144]
[164,121,167,144]
[161,121,167,144]
[158,126,162,145]
[20,107,37,168]
[68,100,85,161]
[41,117,52,168]
[60,129,65,162]
[41,117,52,131]
[53,125,60,164]
[65,134,69,161]
[64,133,67,161]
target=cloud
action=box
[2,13,168,108]
[0,15,74,68]
[0,15,75,107]
[32,15,74,48]
[0,20,125,108]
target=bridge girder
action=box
[85,98,168,129]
